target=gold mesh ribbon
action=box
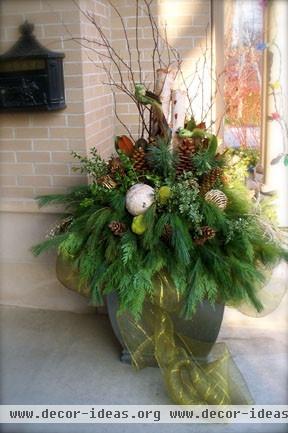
[56,256,287,405]
[56,254,90,298]
[117,271,254,405]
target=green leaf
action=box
[207,135,218,158]
[284,154,288,167]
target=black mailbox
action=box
[0,21,66,111]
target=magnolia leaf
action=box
[284,154,288,167]
[270,153,284,165]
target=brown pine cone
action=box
[132,147,148,172]
[161,224,173,243]
[176,138,197,174]
[194,226,216,245]
[199,167,223,195]
[108,221,127,236]
[108,156,125,177]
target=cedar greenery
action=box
[32,131,288,320]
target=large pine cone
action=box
[132,147,148,172]
[199,167,223,195]
[176,138,197,174]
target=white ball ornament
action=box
[126,183,155,216]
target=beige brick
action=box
[0,140,32,151]
[0,128,13,139]
[65,102,84,114]
[18,175,52,187]
[35,186,67,195]
[0,163,34,175]
[31,114,66,127]
[38,38,63,51]
[66,88,84,102]
[0,152,16,163]
[49,127,84,139]
[125,16,155,28]
[51,152,75,163]
[3,0,41,13]
[65,50,83,63]
[64,76,83,88]
[60,11,80,24]
[0,175,17,186]
[53,175,87,187]
[28,11,62,24]
[41,0,78,11]
[35,164,69,175]
[67,114,85,127]
[62,39,82,51]
[33,140,68,151]
[0,186,35,198]
[0,114,30,127]
[67,139,86,151]
[17,152,50,163]
[44,23,81,38]
[0,14,23,26]
[15,128,48,139]
[64,62,83,76]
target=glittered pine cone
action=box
[205,189,228,210]
[98,175,117,190]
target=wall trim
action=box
[0,198,66,214]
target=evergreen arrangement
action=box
[32,102,288,320]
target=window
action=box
[223,0,265,149]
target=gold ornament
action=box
[205,189,228,210]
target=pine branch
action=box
[31,233,69,256]
[147,138,176,179]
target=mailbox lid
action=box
[0,21,66,112]
[0,21,65,61]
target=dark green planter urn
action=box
[106,292,225,364]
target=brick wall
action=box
[111,0,211,137]
[0,0,114,202]
[0,0,211,203]
[80,0,114,159]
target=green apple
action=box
[159,186,172,205]
[131,214,146,235]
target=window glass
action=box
[223,0,264,149]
